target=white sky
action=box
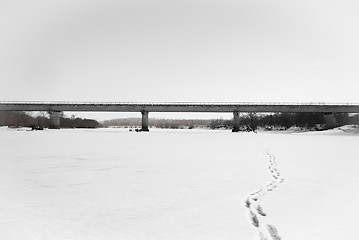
[1,0,359,120]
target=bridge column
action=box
[324,112,337,129]
[232,111,240,132]
[141,110,149,132]
[49,111,62,129]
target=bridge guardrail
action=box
[1,101,359,106]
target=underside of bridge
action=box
[47,110,340,131]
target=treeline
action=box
[101,113,359,130]
[101,118,213,129]
[0,111,99,129]
[209,113,359,130]
[0,111,47,128]
[2,111,358,130]
[59,117,99,128]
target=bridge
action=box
[1,101,359,131]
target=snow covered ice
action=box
[0,127,358,240]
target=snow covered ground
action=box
[0,127,358,240]
[258,126,359,240]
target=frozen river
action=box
[0,127,358,240]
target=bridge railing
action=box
[1,101,359,106]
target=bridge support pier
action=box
[324,112,337,129]
[232,111,240,132]
[141,111,149,132]
[49,111,62,129]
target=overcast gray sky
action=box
[1,0,359,117]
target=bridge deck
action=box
[1,102,359,113]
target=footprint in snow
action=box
[257,205,266,216]
[245,198,251,208]
[250,211,260,228]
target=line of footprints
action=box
[244,150,284,240]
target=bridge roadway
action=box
[1,102,359,131]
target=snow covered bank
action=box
[0,127,358,240]
[0,128,270,240]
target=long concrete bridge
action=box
[1,102,359,131]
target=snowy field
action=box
[0,127,358,240]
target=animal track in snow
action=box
[244,149,284,240]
